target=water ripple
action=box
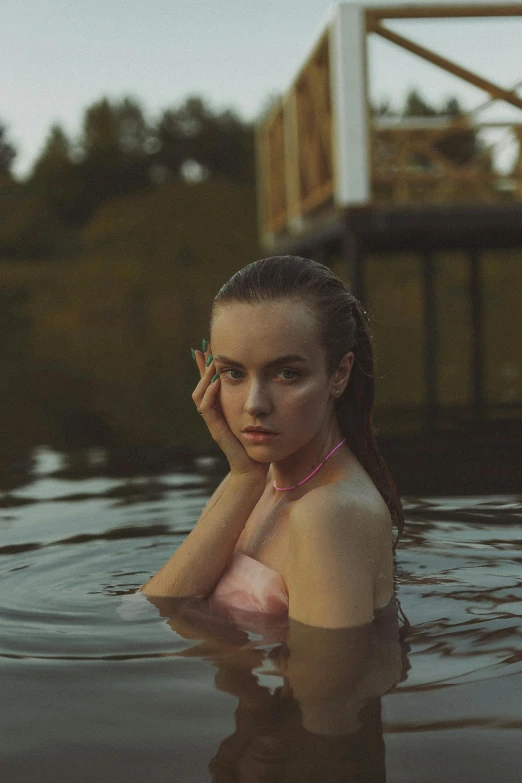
[0,467,521,686]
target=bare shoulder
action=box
[288,482,391,548]
[284,483,392,628]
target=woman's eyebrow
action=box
[213,354,308,369]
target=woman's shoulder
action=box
[283,482,392,627]
[291,476,389,522]
[287,480,391,550]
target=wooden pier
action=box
[256,3,522,472]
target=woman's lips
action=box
[242,431,279,444]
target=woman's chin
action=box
[245,447,275,462]
[242,440,279,461]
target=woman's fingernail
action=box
[211,372,219,383]
[202,339,208,352]
[190,347,196,361]
[205,353,213,367]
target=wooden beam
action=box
[299,180,334,214]
[287,31,330,114]
[367,4,522,22]
[283,90,301,224]
[307,55,332,155]
[371,23,522,112]
[372,172,495,185]
[255,123,269,246]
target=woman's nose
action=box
[243,381,272,416]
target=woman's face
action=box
[210,299,340,462]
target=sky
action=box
[2,0,521,176]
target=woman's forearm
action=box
[139,473,265,598]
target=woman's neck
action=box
[270,424,346,493]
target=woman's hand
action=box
[192,341,269,483]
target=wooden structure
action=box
[256,3,522,448]
[257,3,522,242]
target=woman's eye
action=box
[220,368,243,380]
[218,368,299,382]
[279,369,299,380]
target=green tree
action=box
[436,96,482,166]
[74,97,153,223]
[28,124,82,226]
[155,96,254,185]
[403,89,438,118]
[1,95,257,250]
[0,178,66,259]
[0,121,16,177]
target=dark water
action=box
[1,447,521,782]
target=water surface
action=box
[1,447,521,782]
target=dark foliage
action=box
[0,122,16,176]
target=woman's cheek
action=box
[219,386,241,424]
[276,392,314,428]
[290,382,325,412]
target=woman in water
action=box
[140,255,403,629]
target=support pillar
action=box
[423,250,438,430]
[343,214,365,302]
[469,249,484,419]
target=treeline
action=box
[0,95,255,260]
[0,88,494,460]
[0,88,480,261]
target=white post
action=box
[329,3,370,206]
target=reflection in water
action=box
[0,450,521,782]
[143,593,405,781]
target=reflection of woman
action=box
[212,611,402,782]
[144,592,404,781]
[141,255,404,629]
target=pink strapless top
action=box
[209,550,289,616]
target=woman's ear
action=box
[330,351,354,397]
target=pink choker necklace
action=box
[273,438,347,491]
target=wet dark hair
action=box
[210,255,404,551]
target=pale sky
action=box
[2,0,521,176]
